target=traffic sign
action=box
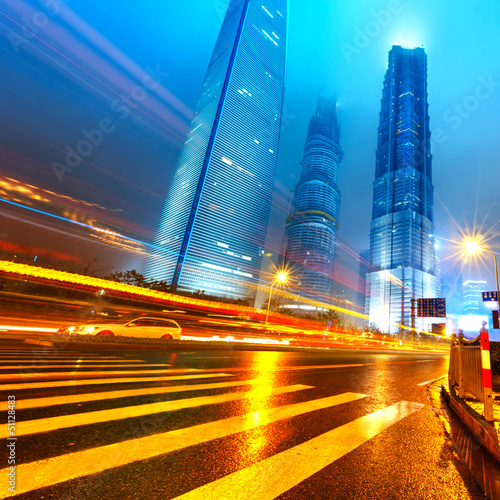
[431,323,446,335]
[417,298,446,317]
[482,291,498,302]
[493,310,499,329]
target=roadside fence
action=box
[448,329,493,421]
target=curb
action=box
[23,339,56,347]
[441,382,500,463]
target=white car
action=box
[57,317,182,340]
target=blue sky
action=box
[1,0,500,295]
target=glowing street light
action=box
[265,271,288,324]
[465,238,500,325]
[276,272,287,283]
[465,239,480,255]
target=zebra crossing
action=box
[0,345,426,499]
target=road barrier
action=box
[448,330,493,421]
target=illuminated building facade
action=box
[463,280,487,315]
[280,95,343,306]
[366,45,437,333]
[358,249,371,313]
[145,0,288,300]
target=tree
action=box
[366,323,383,336]
[103,270,148,287]
[317,309,340,325]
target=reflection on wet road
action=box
[0,343,490,499]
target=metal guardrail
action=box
[448,331,493,421]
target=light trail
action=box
[0,9,186,141]
[0,325,58,333]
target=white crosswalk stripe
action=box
[0,392,368,497]
[0,368,188,381]
[0,384,313,439]
[0,362,171,370]
[0,379,297,411]
[0,357,144,362]
[173,401,424,500]
[0,351,119,357]
[0,346,427,499]
[0,372,232,391]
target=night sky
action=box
[1,0,500,297]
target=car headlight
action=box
[57,326,75,334]
[83,326,96,334]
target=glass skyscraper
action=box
[281,95,343,305]
[462,280,487,315]
[145,0,288,301]
[366,45,437,333]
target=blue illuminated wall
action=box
[145,0,288,301]
[281,96,343,304]
[366,45,437,333]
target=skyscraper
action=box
[281,95,343,306]
[357,249,371,313]
[463,280,487,315]
[366,45,437,333]
[145,0,288,301]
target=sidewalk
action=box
[441,376,500,463]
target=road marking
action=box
[199,364,366,373]
[0,355,123,360]
[0,384,313,439]
[173,401,425,500]
[0,351,94,354]
[0,352,117,361]
[0,350,125,356]
[272,364,364,371]
[0,373,232,391]
[188,356,234,359]
[0,363,171,370]
[0,367,204,381]
[0,358,145,363]
[417,375,447,386]
[0,345,116,358]
[0,392,367,497]
[0,364,361,381]
[0,350,114,356]
[0,379,268,410]
[195,360,442,374]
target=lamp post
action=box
[465,239,496,421]
[265,272,288,325]
[465,240,500,324]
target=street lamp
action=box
[465,239,500,326]
[265,271,288,324]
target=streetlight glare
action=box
[265,270,290,324]
[277,272,288,283]
[465,239,481,255]
[463,238,500,330]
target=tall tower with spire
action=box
[366,45,437,333]
[145,0,289,301]
[281,95,343,305]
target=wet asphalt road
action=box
[0,340,488,499]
